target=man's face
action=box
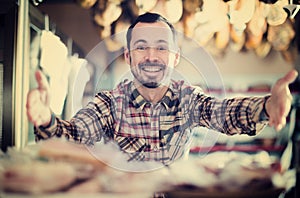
[125,22,180,88]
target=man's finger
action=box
[281,69,298,85]
[273,114,287,131]
[35,70,49,90]
[275,124,283,132]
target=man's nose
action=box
[145,47,158,61]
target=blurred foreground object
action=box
[0,139,296,197]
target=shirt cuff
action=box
[259,95,270,122]
[38,112,56,130]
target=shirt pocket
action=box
[168,129,191,146]
[167,130,192,161]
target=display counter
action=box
[0,139,294,198]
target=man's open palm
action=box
[26,70,52,127]
[267,69,298,131]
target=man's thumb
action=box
[283,69,298,85]
[35,70,49,90]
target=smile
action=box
[138,62,166,73]
[141,65,164,72]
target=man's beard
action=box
[143,82,160,88]
[133,61,167,89]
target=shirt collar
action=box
[129,81,179,110]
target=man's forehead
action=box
[131,22,173,43]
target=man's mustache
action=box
[138,62,166,68]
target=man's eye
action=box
[157,46,168,51]
[136,46,146,50]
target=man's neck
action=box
[134,80,169,104]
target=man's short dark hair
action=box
[126,12,177,50]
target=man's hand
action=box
[266,69,298,131]
[26,70,52,127]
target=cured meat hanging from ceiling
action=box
[75,0,298,63]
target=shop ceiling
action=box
[33,0,300,62]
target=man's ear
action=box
[174,49,181,67]
[124,48,130,65]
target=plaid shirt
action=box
[35,80,269,164]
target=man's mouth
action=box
[141,65,163,72]
[135,62,168,88]
[139,62,165,73]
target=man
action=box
[27,13,298,165]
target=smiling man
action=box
[27,13,298,166]
[125,20,180,103]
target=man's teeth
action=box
[142,66,162,72]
